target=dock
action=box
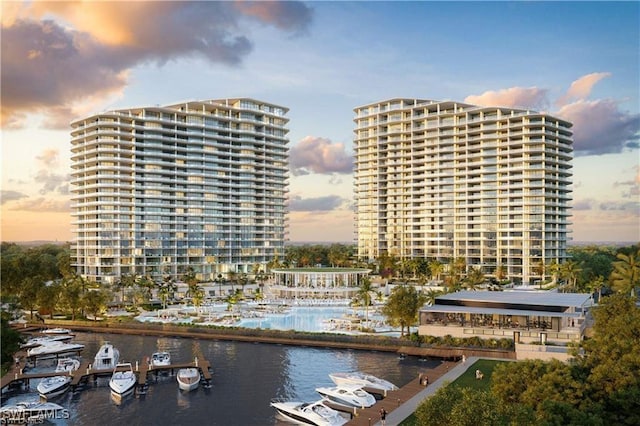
[344,360,456,425]
[2,357,213,396]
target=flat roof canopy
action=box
[435,290,593,309]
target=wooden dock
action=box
[344,361,456,426]
[2,356,213,395]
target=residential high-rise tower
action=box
[353,99,573,285]
[70,98,289,284]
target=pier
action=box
[343,360,456,426]
[2,357,212,395]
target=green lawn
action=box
[399,359,506,425]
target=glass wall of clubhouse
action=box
[418,291,593,344]
[269,268,371,299]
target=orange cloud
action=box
[556,72,611,107]
[1,1,313,129]
[290,136,353,176]
[464,87,548,110]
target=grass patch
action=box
[450,359,504,391]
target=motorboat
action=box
[26,341,84,358]
[176,368,200,392]
[329,372,398,392]
[41,328,71,334]
[37,376,71,399]
[109,363,136,396]
[55,357,81,373]
[315,384,376,408]
[270,399,348,426]
[150,351,171,367]
[36,358,80,399]
[0,401,65,422]
[21,334,73,349]
[93,341,120,370]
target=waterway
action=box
[3,306,439,425]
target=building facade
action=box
[70,98,289,284]
[418,290,592,345]
[354,99,573,285]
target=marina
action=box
[2,327,445,425]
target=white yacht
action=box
[150,351,171,367]
[328,372,398,392]
[36,358,80,399]
[109,363,136,397]
[26,341,84,358]
[176,368,200,392]
[41,328,71,335]
[93,342,120,370]
[315,384,376,408]
[21,335,73,349]
[271,399,348,426]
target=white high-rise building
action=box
[354,99,573,285]
[70,98,289,284]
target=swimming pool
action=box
[235,306,391,334]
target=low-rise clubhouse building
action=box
[419,290,593,345]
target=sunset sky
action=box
[1,1,639,244]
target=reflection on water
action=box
[2,332,439,425]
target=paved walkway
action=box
[369,358,477,426]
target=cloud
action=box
[599,200,639,213]
[464,87,549,110]
[1,1,313,129]
[556,72,611,107]
[556,99,640,155]
[573,199,596,211]
[613,166,640,198]
[1,190,28,205]
[8,197,70,212]
[233,1,312,34]
[290,136,353,176]
[33,148,69,195]
[288,195,345,212]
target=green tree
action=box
[381,284,425,337]
[1,312,24,369]
[428,259,444,281]
[609,250,639,298]
[465,266,485,290]
[559,260,582,292]
[356,276,375,323]
[83,289,109,320]
[60,275,83,320]
[577,293,640,403]
[415,383,533,426]
[19,276,44,319]
[37,282,61,319]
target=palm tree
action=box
[548,260,560,284]
[182,268,199,299]
[428,260,444,282]
[357,276,376,324]
[610,250,639,298]
[560,260,582,292]
[425,289,443,306]
[494,264,507,283]
[227,271,239,293]
[465,266,485,291]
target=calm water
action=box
[3,326,439,425]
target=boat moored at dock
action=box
[176,368,200,392]
[93,342,120,370]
